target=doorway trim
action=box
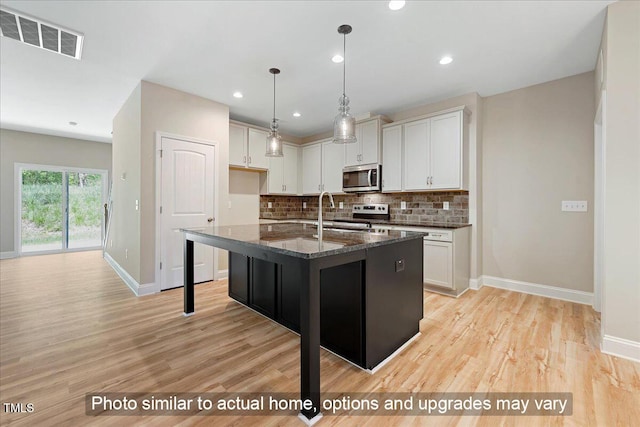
[14,162,108,257]
[594,91,606,326]
[154,131,220,293]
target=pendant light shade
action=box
[333,24,357,144]
[266,68,283,157]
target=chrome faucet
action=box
[318,191,335,242]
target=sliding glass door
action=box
[18,165,107,254]
[67,172,104,249]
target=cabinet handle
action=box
[284,184,287,191]
[243,155,246,163]
[318,184,321,191]
[248,156,251,164]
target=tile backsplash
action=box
[260,191,469,225]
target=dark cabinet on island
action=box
[228,237,423,370]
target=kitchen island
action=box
[182,222,424,424]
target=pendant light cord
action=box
[342,33,346,96]
[273,73,276,122]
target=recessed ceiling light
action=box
[388,1,406,11]
[331,54,344,63]
[293,112,301,118]
[232,91,243,98]
[439,56,453,65]
[68,121,77,126]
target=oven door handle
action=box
[367,169,373,187]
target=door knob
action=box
[207,218,214,223]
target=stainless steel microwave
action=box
[342,164,381,193]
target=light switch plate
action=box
[562,201,588,212]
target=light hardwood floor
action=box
[0,251,638,426]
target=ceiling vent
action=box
[0,7,83,59]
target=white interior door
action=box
[161,136,215,290]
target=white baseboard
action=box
[103,252,158,297]
[217,269,228,280]
[0,251,17,260]
[469,277,482,290]
[137,282,159,296]
[478,275,593,305]
[601,335,640,362]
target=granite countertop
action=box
[259,217,471,229]
[182,223,425,259]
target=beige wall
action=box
[229,169,261,225]
[0,129,112,254]
[600,1,640,344]
[108,84,142,281]
[482,72,595,292]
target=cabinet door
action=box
[302,144,322,194]
[228,252,249,303]
[423,240,453,289]
[250,258,277,317]
[247,128,269,169]
[268,155,284,194]
[229,123,247,167]
[403,119,430,190]
[282,144,298,194]
[322,140,345,193]
[382,125,402,191]
[359,119,379,165]
[429,111,462,189]
[344,125,361,166]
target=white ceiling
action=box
[0,1,612,143]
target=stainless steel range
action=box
[325,204,390,234]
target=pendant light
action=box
[333,24,357,144]
[265,67,283,157]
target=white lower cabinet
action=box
[423,240,453,288]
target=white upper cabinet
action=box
[301,139,346,195]
[403,118,430,191]
[247,128,269,169]
[386,107,468,192]
[322,140,345,193]
[344,118,384,167]
[229,123,248,167]
[268,143,298,194]
[282,144,299,194]
[229,124,269,169]
[381,125,402,192]
[359,119,379,164]
[429,112,463,189]
[302,143,322,195]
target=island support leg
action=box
[299,261,322,423]
[183,238,194,316]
